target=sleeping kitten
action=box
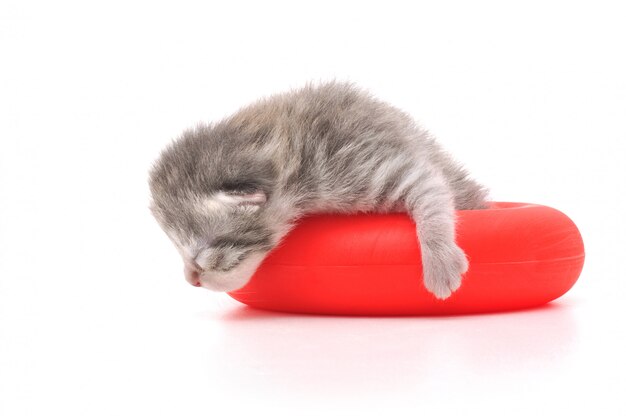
[149,82,488,299]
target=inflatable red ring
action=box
[228,202,585,315]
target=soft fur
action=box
[149,82,488,299]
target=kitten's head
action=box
[148,124,282,291]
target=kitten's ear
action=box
[219,190,267,208]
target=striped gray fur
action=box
[149,82,488,299]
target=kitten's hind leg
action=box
[392,165,468,299]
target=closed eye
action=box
[211,237,270,250]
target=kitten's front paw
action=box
[421,243,468,300]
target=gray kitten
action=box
[149,82,488,299]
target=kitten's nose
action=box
[184,265,202,287]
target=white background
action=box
[1,1,625,414]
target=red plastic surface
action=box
[228,202,585,315]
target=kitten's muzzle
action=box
[184,263,202,287]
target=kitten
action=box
[149,82,488,299]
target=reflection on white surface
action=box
[204,302,577,400]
